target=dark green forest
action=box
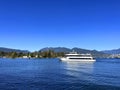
[0,50,65,59]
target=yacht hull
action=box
[60,58,96,62]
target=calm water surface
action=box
[0,58,120,90]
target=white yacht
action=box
[60,51,95,62]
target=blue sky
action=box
[0,0,120,51]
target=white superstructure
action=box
[60,52,95,62]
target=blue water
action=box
[0,58,120,90]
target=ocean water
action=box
[0,58,120,90]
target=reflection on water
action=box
[63,62,95,82]
[63,62,95,71]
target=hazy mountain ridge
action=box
[0,47,29,53]
[40,47,71,53]
[101,48,120,54]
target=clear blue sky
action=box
[0,0,120,51]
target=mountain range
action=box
[0,47,29,53]
[1,47,120,58]
[102,48,120,54]
[40,47,110,58]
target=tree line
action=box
[0,50,65,59]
